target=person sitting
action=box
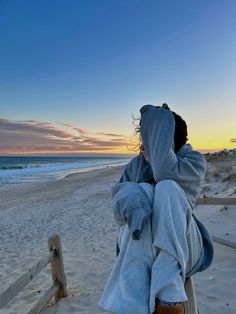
[99,103,214,314]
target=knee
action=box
[153,180,190,217]
[155,180,180,194]
[154,180,188,205]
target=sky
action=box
[0,0,235,155]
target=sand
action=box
[0,166,120,314]
[0,157,235,314]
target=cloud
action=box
[0,118,132,154]
[95,132,128,138]
[230,138,236,143]
[0,118,74,139]
[60,123,86,134]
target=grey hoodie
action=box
[115,104,214,274]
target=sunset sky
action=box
[0,0,235,155]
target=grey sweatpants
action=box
[99,180,203,314]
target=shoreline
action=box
[0,163,126,191]
[0,157,130,186]
[61,163,126,180]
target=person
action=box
[99,104,214,314]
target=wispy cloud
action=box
[60,123,86,134]
[95,132,128,137]
[230,138,236,143]
[0,118,133,154]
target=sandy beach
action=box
[0,157,235,314]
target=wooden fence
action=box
[185,197,236,314]
[0,235,67,314]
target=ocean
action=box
[0,156,131,185]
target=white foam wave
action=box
[0,159,129,185]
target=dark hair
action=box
[135,103,188,153]
[164,103,188,153]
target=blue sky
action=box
[0,0,235,154]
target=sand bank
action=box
[0,157,235,313]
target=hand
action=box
[161,103,170,110]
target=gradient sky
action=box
[0,0,235,155]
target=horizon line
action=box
[0,147,235,157]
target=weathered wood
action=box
[48,235,67,301]
[184,277,198,314]
[0,250,55,309]
[27,283,59,314]
[196,197,236,205]
[212,235,236,250]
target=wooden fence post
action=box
[185,277,198,314]
[48,235,67,301]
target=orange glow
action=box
[1,117,235,156]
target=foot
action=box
[153,302,185,314]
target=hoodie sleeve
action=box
[140,105,206,184]
[111,182,153,240]
[119,154,154,183]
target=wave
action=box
[0,163,47,170]
[1,165,26,170]
[0,158,130,185]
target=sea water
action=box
[0,156,131,185]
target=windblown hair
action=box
[135,103,188,154]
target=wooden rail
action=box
[212,235,236,250]
[196,197,236,205]
[0,235,67,313]
[27,283,59,314]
